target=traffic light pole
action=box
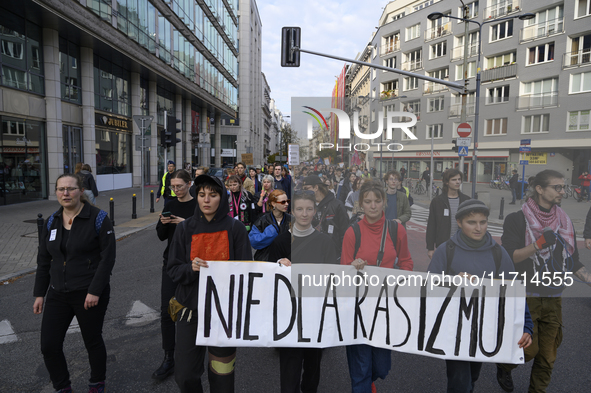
[164,111,168,187]
[459,3,469,189]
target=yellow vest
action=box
[161,172,176,197]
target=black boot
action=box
[152,351,175,380]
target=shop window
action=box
[95,129,132,174]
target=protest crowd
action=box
[33,159,591,393]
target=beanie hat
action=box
[455,199,489,220]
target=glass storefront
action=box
[0,117,47,205]
[95,128,132,175]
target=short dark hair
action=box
[527,170,564,203]
[195,179,223,196]
[442,168,462,194]
[235,162,245,169]
[359,180,386,203]
[384,170,401,182]
[293,190,316,207]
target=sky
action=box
[258,0,388,139]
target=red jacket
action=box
[340,213,413,271]
[579,174,591,187]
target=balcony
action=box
[484,0,520,19]
[401,58,423,71]
[423,80,449,94]
[450,44,479,62]
[381,41,400,57]
[449,103,475,117]
[424,21,451,42]
[516,92,558,110]
[520,18,564,43]
[563,49,591,68]
[380,89,399,101]
[481,63,517,83]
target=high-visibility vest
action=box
[161,172,176,198]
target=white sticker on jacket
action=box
[49,229,57,241]
[444,209,449,217]
[328,225,334,234]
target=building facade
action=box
[0,0,239,205]
[352,0,591,183]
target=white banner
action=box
[196,262,527,364]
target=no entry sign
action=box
[457,123,472,137]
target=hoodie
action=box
[166,179,252,310]
[428,230,533,336]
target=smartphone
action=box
[162,211,172,217]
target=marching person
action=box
[167,175,252,393]
[249,189,291,261]
[509,169,519,205]
[79,164,99,205]
[302,175,349,260]
[227,174,256,231]
[428,199,533,393]
[383,170,411,227]
[578,170,591,202]
[426,168,470,259]
[496,170,591,393]
[268,190,337,393]
[254,174,275,217]
[249,167,262,194]
[421,166,431,188]
[156,161,177,204]
[153,170,196,381]
[341,180,413,393]
[234,162,255,194]
[34,174,116,393]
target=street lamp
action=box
[427,11,534,198]
[379,95,407,181]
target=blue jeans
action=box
[445,360,482,393]
[511,187,517,203]
[346,345,391,393]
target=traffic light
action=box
[281,27,301,67]
[451,139,458,153]
[161,111,181,148]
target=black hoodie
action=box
[167,179,252,310]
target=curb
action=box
[0,222,158,284]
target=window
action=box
[485,118,508,135]
[373,45,378,59]
[523,114,550,133]
[520,77,558,108]
[522,6,564,41]
[403,76,418,91]
[427,96,444,112]
[452,32,478,60]
[95,129,133,175]
[425,68,449,93]
[403,49,422,71]
[455,61,476,80]
[459,1,479,19]
[372,87,376,98]
[372,69,377,80]
[577,0,591,18]
[487,85,510,104]
[568,110,590,131]
[383,56,396,70]
[59,38,81,103]
[382,33,400,55]
[402,125,418,140]
[430,41,447,59]
[450,92,475,116]
[94,54,131,116]
[527,42,554,65]
[406,23,421,41]
[371,109,376,122]
[485,52,516,69]
[403,100,421,120]
[571,72,591,93]
[427,124,443,139]
[381,80,399,99]
[490,20,513,42]
[566,34,591,67]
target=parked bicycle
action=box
[414,180,426,195]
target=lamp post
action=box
[427,11,534,198]
[379,95,407,181]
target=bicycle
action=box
[563,184,572,199]
[414,181,426,195]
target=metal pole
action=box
[110,197,115,226]
[37,213,44,243]
[430,131,434,200]
[150,190,155,213]
[471,24,483,199]
[499,197,505,220]
[140,118,145,209]
[164,111,168,190]
[521,164,526,204]
[459,3,469,190]
[132,194,137,219]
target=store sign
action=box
[221,149,236,157]
[1,147,40,153]
[520,152,547,165]
[416,152,441,157]
[95,113,132,132]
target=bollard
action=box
[499,197,505,220]
[475,192,478,200]
[110,198,115,226]
[37,213,44,243]
[132,194,137,219]
[150,190,155,213]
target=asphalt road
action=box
[1,224,591,392]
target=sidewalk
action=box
[410,180,591,235]
[0,186,163,282]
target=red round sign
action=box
[457,122,472,137]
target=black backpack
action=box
[352,219,399,268]
[445,241,503,277]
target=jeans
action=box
[160,264,178,351]
[511,188,517,203]
[279,348,323,393]
[83,189,96,205]
[346,345,391,393]
[40,286,110,390]
[445,360,482,393]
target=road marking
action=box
[67,317,80,334]
[0,319,18,344]
[125,300,159,326]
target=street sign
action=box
[519,160,529,165]
[199,133,210,143]
[456,137,471,147]
[457,123,472,137]
[519,146,531,153]
[458,146,469,156]
[288,144,300,166]
[134,135,149,151]
[520,139,531,145]
[132,115,154,130]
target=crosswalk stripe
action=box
[0,319,18,344]
[125,300,159,326]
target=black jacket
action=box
[166,180,252,311]
[313,192,349,257]
[509,173,519,189]
[34,202,116,297]
[250,211,291,261]
[585,206,591,239]
[80,170,99,197]
[156,198,197,263]
[426,191,471,250]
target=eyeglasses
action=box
[169,184,188,191]
[546,184,565,192]
[276,200,290,205]
[56,187,79,193]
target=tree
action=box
[279,124,299,154]
[317,148,338,163]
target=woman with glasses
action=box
[152,170,196,381]
[249,189,291,261]
[33,174,116,393]
[227,174,256,231]
[268,190,337,393]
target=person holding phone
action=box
[152,170,196,381]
